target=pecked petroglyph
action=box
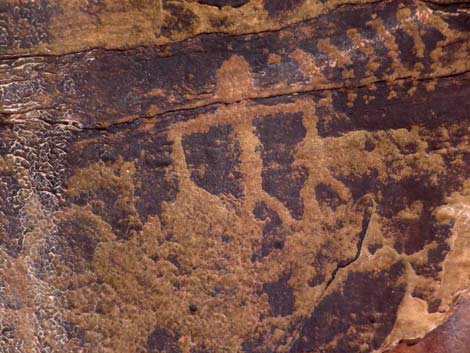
[1,0,470,352]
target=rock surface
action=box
[1,0,470,352]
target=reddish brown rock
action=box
[386,295,470,353]
[1,1,470,353]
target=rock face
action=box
[385,295,470,353]
[1,1,470,352]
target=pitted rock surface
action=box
[1,1,470,352]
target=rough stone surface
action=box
[1,1,470,352]
[385,295,470,353]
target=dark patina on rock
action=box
[1,0,470,352]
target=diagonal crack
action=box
[322,204,373,293]
[420,0,470,7]
[283,197,375,353]
[0,0,384,61]
[2,69,469,131]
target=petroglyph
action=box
[1,0,470,352]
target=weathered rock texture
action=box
[1,0,470,352]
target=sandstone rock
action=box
[1,1,470,352]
